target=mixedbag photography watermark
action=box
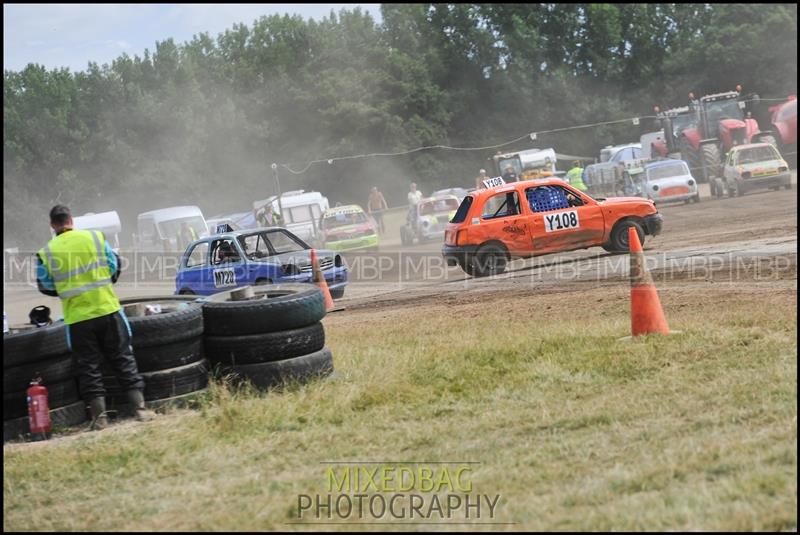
[294,462,504,524]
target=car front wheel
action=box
[609,219,645,252]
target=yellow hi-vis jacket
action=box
[566,167,588,191]
[38,229,120,324]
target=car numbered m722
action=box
[442,178,663,277]
[175,227,348,298]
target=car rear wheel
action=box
[471,244,508,277]
[609,219,645,252]
[458,259,476,277]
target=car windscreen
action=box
[157,216,205,240]
[735,146,781,164]
[322,211,367,229]
[265,229,308,254]
[647,163,688,181]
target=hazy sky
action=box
[4,3,382,72]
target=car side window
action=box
[211,239,241,265]
[185,242,209,268]
[526,185,579,212]
[481,191,520,219]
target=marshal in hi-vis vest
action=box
[38,229,120,324]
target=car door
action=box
[177,241,209,294]
[525,184,605,253]
[477,187,531,256]
[206,238,248,294]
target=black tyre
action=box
[4,378,80,420]
[329,287,345,300]
[4,400,87,443]
[119,297,203,348]
[458,259,476,277]
[693,193,701,203]
[729,180,741,197]
[205,322,325,365]
[223,347,334,390]
[104,360,209,401]
[608,219,645,252]
[784,183,792,190]
[680,138,702,181]
[4,353,75,393]
[471,244,508,277]
[3,323,70,368]
[202,284,325,336]
[700,143,721,182]
[101,336,204,374]
[178,288,195,295]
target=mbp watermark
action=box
[292,462,508,525]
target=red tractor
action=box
[650,105,695,159]
[679,88,777,196]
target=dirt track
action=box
[3,178,797,325]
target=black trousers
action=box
[69,311,144,400]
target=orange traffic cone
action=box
[629,227,669,336]
[310,249,335,312]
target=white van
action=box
[253,190,329,245]
[63,211,122,250]
[135,206,208,251]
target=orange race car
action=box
[442,178,663,277]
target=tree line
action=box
[4,3,797,247]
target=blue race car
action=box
[175,227,348,297]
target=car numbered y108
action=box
[442,178,664,277]
[175,227,348,297]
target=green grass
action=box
[3,287,797,531]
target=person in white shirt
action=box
[407,182,423,206]
[406,182,423,230]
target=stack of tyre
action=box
[202,284,334,389]
[103,297,209,415]
[3,324,86,442]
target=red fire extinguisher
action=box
[27,376,52,441]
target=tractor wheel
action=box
[700,143,721,182]
[679,137,702,181]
